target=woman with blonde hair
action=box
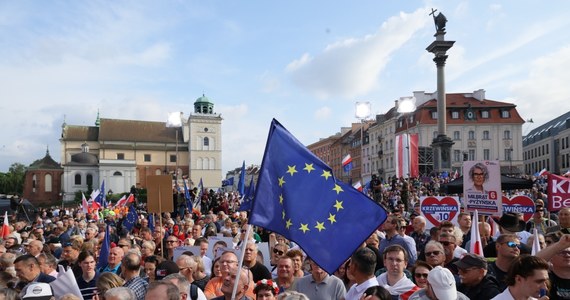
[95,272,125,299]
[140,241,155,262]
[190,255,210,291]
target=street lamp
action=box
[167,112,183,187]
[397,97,417,178]
[355,102,371,183]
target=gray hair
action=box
[425,240,445,253]
[163,273,190,295]
[104,287,136,300]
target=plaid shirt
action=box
[124,276,148,300]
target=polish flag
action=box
[531,228,541,255]
[1,212,9,239]
[538,168,549,176]
[342,154,353,173]
[81,193,89,214]
[564,170,570,177]
[115,195,127,208]
[353,181,363,192]
[395,133,419,178]
[470,210,484,256]
[452,170,459,180]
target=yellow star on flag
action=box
[332,184,343,194]
[278,176,286,187]
[286,165,297,176]
[282,210,286,219]
[334,200,344,211]
[285,219,293,229]
[279,194,284,204]
[328,213,337,224]
[303,163,315,173]
[315,221,326,232]
[321,170,332,180]
[299,223,310,233]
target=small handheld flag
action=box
[342,154,353,173]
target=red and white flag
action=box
[81,193,89,214]
[538,168,549,176]
[470,210,484,257]
[353,181,363,192]
[395,133,419,178]
[452,170,459,180]
[1,212,9,239]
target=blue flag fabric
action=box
[238,161,246,196]
[239,176,255,212]
[97,224,110,269]
[222,177,235,187]
[96,180,107,208]
[122,205,138,232]
[249,119,388,274]
[183,179,192,209]
[148,213,155,234]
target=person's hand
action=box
[359,295,374,300]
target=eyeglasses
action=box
[440,241,454,246]
[504,241,520,248]
[220,260,238,265]
[536,209,544,212]
[414,273,429,279]
[166,240,178,243]
[273,249,284,255]
[473,173,485,176]
[425,250,442,257]
[118,244,130,248]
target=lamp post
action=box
[397,97,417,178]
[167,112,183,188]
[355,102,371,183]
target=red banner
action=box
[548,174,570,211]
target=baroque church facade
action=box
[58,95,222,202]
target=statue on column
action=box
[429,9,448,32]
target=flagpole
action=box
[158,186,164,259]
[231,224,252,300]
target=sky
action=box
[1,1,570,177]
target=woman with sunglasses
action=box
[411,261,432,289]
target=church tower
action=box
[184,94,223,189]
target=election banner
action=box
[463,160,502,216]
[420,196,460,229]
[502,195,535,222]
[548,174,570,211]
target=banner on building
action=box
[395,133,418,178]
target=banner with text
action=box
[502,195,535,222]
[548,174,570,212]
[463,160,502,216]
[420,196,460,229]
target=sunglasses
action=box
[473,172,485,176]
[166,240,178,243]
[440,241,454,246]
[425,250,442,257]
[504,241,520,248]
[273,249,284,255]
[414,273,429,279]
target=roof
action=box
[195,94,212,104]
[523,111,570,145]
[62,125,99,141]
[98,118,182,143]
[28,150,62,170]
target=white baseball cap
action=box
[22,282,54,300]
[427,266,457,300]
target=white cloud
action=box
[258,71,281,93]
[314,106,332,121]
[510,45,570,126]
[286,8,429,99]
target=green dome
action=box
[195,94,212,104]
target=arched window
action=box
[209,158,215,170]
[86,174,93,187]
[202,158,209,169]
[74,174,81,185]
[113,171,122,176]
[44,174,52,192]
[197,158,203,170]
[204,137,209,147]
[32,174,37,188]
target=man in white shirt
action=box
[343,247,378,300]
[491,255,549,300]
[376,245,419,299]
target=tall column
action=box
[426,11,455,173]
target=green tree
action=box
[0,162,26,195]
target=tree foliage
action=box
[0,163,26,195]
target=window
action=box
[504,130,511,140]
[204,137,209,146]
[454,150,461,162]
[453,131,460,140]
[117,153,125,160]
[44,174,52,192]
[86,174,93,187]
[481,111,490,118]
[113,171,122,176]
[74,174,81,185]
[501,110,510,118]
[483,131,490,140]
[484,149,490,160]
[469,149,476,161]
[505,149,513,161]
[451,111,459,119]
[32,175,37,188]
[468,131,475,140]
[431,111,438,119]
[170,155,177,163]
[144,154,151,162]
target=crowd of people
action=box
[0,173,568,300]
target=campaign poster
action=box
[463,160,502,216]
[420,196,460,229]
[548,174,570,211]
[502,195,535,222]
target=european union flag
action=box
[122,205,138,232]
[97,224,110,269]
[96,180,107,208]
[148,213,155,233]
[250,119,388,274]
[238,176,255,212]
[238,161,246,196]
